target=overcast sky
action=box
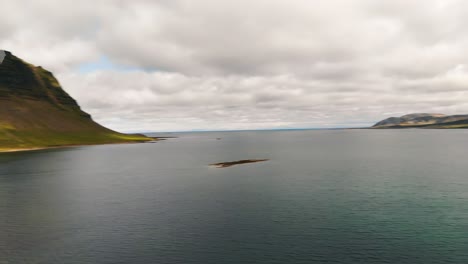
[2,0,468,132]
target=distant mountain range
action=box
[0,50,152,151]
[372,113,468,129]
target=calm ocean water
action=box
[1,129,468,264]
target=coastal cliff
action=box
[0,50,151,151]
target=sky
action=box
[2,0,468,132]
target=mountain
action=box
[0,50,152,151]
[372,113,468,129]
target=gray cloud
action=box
[2,0,468,131]
[0,50,5,64]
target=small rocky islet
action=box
[210,159,269,168]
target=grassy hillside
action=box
[425,119,468,129]
[0,50,151,151]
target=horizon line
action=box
[131,126,368,134]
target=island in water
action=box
[371,113,468,129]
[210,159,269,168]
[0,50,153,152]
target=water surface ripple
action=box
[1,130,468,263]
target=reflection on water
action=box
[2,130,468,263]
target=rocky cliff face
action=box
[372,113,468,128]
[0,50,89,117]
[0,50,150,150]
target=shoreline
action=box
[0,147,50,153]
[0,138,162,154]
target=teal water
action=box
[1,130,468,263]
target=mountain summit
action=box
[0,50,151,151]
[372,113,468,128]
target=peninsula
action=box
[372,113,468,129]
[0,50,152,152]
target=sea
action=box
[1,129,468,264]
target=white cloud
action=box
[2,0,468,131]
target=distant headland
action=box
[371,113,468,129]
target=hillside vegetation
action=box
[0,50,151,151]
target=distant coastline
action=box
[370,113,468,129]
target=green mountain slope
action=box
[372,113,468,129]
[0,50,151,151]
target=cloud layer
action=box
[2,0,468,131]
